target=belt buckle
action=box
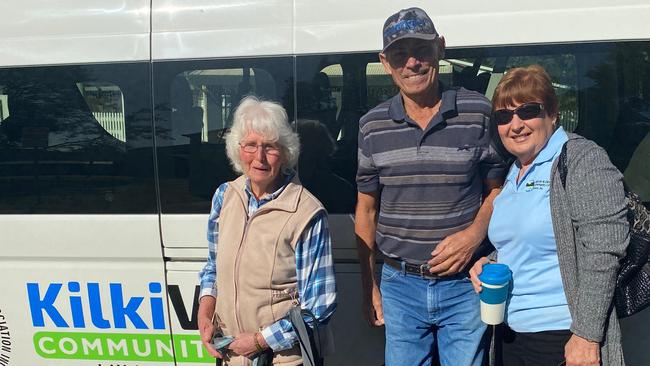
[419,263,431,278]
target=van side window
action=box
[0,92,8,121]
[366,62,398,108]
[154,58,293,213]
[451,44,650,202]
[295,42,650,209]
[296,55,375,214]
[601,44,650,200]
[0,63,156,214]
[77,82,127,142]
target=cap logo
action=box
[384,19,429,39]
[382,7,438,52]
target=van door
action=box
[151,1,294,364]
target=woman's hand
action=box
[228,332,268,359]
[468,257,490,293]
[565,334,600,366]
[197,296,222,358]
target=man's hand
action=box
[228,332,266,359]
[362,283,384,327]
[427,226,483,276]
[428,179,501,276]
[565,334,600,366]
[197,296,222,358]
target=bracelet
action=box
[253,332,264,353]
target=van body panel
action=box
[294,1,650,54]
[1,262,172,365]
[160,214,206,250]
[0,1,150,67]
[1,215,160,258]
[0,215,174,364]
[152,0,293,60]
[164,264,214,365]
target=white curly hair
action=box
[224,96,300,174]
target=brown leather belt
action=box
[383,257,468,280]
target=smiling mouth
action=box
[404,73,427,79]
[511,132,532,142]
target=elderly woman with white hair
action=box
[197,96,337,366]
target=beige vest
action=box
[215,175,324,366]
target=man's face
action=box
[379,38,443,100]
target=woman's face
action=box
[239,131,284,194]
[496,101,557,166]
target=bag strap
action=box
[288,307,321,366]
[559,140,631,194]
[558,141,569,189]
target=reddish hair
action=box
[492,65,558,118]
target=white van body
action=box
[1,1,649,365]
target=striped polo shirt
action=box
[357,87,507,263]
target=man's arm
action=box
[355,190,383,326]
[427,179,501,275]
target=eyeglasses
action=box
[383,42,440,67]
[239,142,281,156]
[492,102,545,125]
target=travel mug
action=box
[478,263,511,325]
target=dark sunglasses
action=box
[492,102,545,125]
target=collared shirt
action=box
[488,127,572,332]
[198,173,337,351]
[357,88,507,263]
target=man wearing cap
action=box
[355,7,506,366]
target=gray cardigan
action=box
[549,133,628,365]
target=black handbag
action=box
[558,143,650,318]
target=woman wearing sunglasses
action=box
[469,65,628,366]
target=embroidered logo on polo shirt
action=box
[524,179,550,192]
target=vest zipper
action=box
[233,211,255,366]
[233,207,267,335]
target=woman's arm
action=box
[197,182,229,357]
[198,295,222,358]
[565,143,628,342]
[198,182,228,297]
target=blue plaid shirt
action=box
[198,174,337,351]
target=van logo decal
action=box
[26,282,209,363]
[27,282,165,330]
[0,308,12,366]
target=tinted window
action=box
[295,41,650,211]
[0,63,156,214]
[153,57,293,213]
[295,55,371,214]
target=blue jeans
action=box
[381,263,487,366]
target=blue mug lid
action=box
[478,263,512,285]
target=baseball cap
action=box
[382,7,438,53]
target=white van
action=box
[1,1,649,365]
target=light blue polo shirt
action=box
[488,127,572,332]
